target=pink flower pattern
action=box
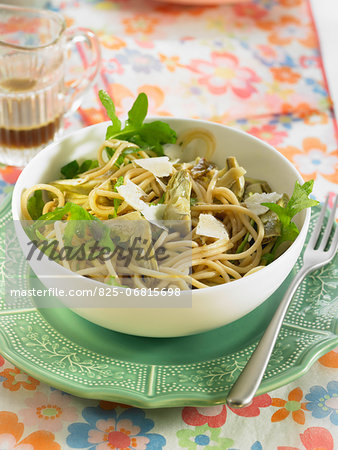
[19,390,79,432]
[88,418,149,450]
[182,394,271,427]
[189,52,261,97]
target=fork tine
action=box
[307,195,329,248]
[327,223,338,261]
[318,194,338,251]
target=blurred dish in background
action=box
[0,4,101,167]
[0,1,48,8]
[154,0,248,5]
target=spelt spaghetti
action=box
[22,129,275,290]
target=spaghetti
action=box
[21,129,280,290]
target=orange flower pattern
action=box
[0,367,40,392]
[97,33,126,50]
[271,388,308,424]
[278,137,338,183]
[319,347,338,369]
[123,15,159,35]
[0,411,60,449]
[259,15,316,48]
[271,67,301,84]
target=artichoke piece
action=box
[216,157,246,200]
[244,177,272,199]
[261,193,289,244]
[107,211,158,272]
[190,157,216,179]
[50,178,99,196]
[163,170,192,232]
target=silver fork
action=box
[227,194,338,408]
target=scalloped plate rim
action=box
[0,316,336,408]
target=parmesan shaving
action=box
[196,214,229,240]
[116,179,166,223]
[245,192,282,216]
[163,143,182,160]
[135,156,174,178]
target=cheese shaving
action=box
[163,143,182,160]
[135,156,174,178]
[196,214,229,240]
[116,179,166,222]
[245,192,282,216]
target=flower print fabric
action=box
[305,382,338,425]
[0,367,40,392]
[278,137,338,183]
[189,52,261,98]
[116,49,162,74]
[177,424,234,450]
[182,394,271,427]
[319,348,338,368]
[271,388,308,424]
[19,390,79,432]
[182,405,227,428]
[0,411,60,450]
[247,124,288,145]
[67,406,166,449]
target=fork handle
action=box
[226,266,311,408]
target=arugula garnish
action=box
[27,202,95,245]
[27,202,115,256]
[98,89,121,137]
[60,159,99,179]
[27,190,45,220]
[98,90,177,156]
[262,180,319,263]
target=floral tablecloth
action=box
[0,0,337,449]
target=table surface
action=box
[0,0,337,449]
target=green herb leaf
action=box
[105,125,118,140]
[190,197,197,206]
[61,159,98,178]
[99,90,177,156]
[114,176,124,190]
[125,93,148,129]
[286,180,319,218]
[36,203,72,222]
[61,160,80,178]
[27,190,45,220]
[130,121,177,156]
[78,159,99,174]
[98,90,121,134]
[56,203,95,246]
[261,180,319,262]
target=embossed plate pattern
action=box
[0,194,337,408]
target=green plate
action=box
[0,194,337,408]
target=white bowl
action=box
[12,118,310,337]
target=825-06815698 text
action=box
[9,287,181,298]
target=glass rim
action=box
[0,3,66,51]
